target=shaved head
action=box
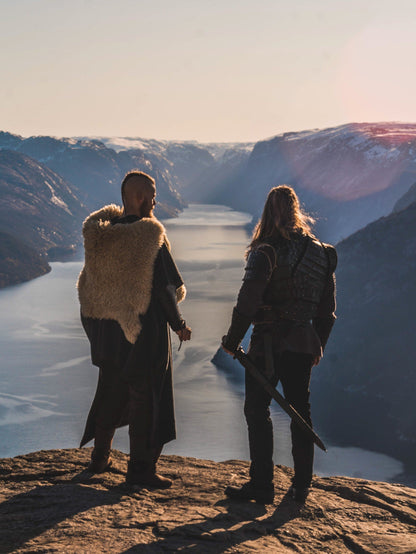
[121,171,156,217]
[122,171,155,205]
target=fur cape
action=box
[77,204,186,344]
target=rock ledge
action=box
[1,449,416,553]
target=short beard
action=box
[140,202,154,218]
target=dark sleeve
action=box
[222,245,275,352]
[312,273,336,350]
[154,244,186,332]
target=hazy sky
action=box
[1,0,415,142]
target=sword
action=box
[234,347,327,452]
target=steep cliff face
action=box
[0,149,89,287]
[1,449,415,553]
[0,231,50,288]
[394,181,416,212]
[312,200,416,464]
[0,150,87,256]
[211,122,416,242]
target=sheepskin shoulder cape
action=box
[77,204,185,344]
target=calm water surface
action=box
[0,204,403,483]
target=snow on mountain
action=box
[0,149,86,246]
[43,180,72,214]
[211,122,416,243]
[84,136,169,154]
[197,142,254,160]
[90,136,254,160]
[261,122,416,201]
[3,123,416,244]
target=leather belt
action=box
[254,306,309,325]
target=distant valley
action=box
[1,123,416,472]
[1,122,416,286]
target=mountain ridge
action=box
[201,121,416,243]
[0,149,88,287]
[0,131,185,218]
[312,198,416,467]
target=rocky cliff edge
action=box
[1,449,416,553]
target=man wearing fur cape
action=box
[77,171,191,489]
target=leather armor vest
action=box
[259,234,333,322]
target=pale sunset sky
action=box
[1,0,415,142]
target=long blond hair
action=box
[247,185,315,257]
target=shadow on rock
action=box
[121,490,303,553]
[0,471,124,553]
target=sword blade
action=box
[234,347,327,452]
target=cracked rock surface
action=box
[1,449,416,553]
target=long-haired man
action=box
[222,185,337,504]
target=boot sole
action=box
[126,480,173,490]
[225,487,274,505]
[87,459,112,474]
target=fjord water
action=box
[0,204,403,483]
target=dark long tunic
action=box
[80,215,185,449]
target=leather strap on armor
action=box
[243,244,276,282]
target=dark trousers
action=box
[244,350,314,489]
[94,366,154,462]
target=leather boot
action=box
[225,481,274,505]
[87,425,114,473]
[126,460,172,489]
[288,484,310,503]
